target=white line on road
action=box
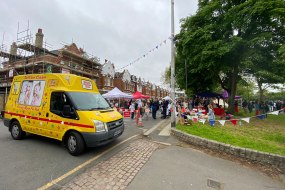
[158,123,171,136]
[143,120,166,136]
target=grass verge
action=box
[176,114,285,156]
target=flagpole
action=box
[170,0,176,128]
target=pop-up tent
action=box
[163,96,172,101]
[102,87,133,99]
[222,90,241,99]
[196,91,222,98]
[132,91,150,99]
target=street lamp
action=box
[170,0,176,128]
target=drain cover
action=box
[207,179,224,190]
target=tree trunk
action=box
[257,80,264,102]
[228,67,238,114]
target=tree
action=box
[161,66,171,88]
[176,0,285,113]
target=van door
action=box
[47,91,77,139]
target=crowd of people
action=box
[109,98,172,120]
[107,97,285,126]
[241,100,285,115]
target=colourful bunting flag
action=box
[199,119,206,124]
[230,119,238,126]
[218,120,226,126]
[257,115,266,119]
[241,118,250,123]
[268,111,279,115]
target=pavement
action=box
[55,118,285,190]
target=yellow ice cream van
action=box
[3,74,124,155]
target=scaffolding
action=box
[0,22,102,85]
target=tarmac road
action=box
[0,115,164,190]
[1,113,284,190]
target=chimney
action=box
[10,42,17,56]
[35,28,44,48]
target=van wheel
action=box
[11,121,26,140]
[66,132,85,156]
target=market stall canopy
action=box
[102,87,133,99]
[163,96,172,101]
[222,90,241,99]
[197,91,222,98]
[132,91,150,99]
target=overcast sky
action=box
[0,0,198,86]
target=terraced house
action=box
[0,28,169,111]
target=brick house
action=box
[114,69,133,94]
[136,78,143,93]
[0,29,101,110]
[99,60,115,93]
[130,75,137,93]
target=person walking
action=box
[162,99,168,119]
[129,102,135,119]
[152,99,159,119]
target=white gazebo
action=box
[102,87,133,99]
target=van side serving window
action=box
[18,80,46,106]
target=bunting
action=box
[257,115,266,119]
[182,109,283,127]
[268,111,279,115]
[116,36,171,71]
[199,119,206,124]
[230,119,238,126]
[218,120,226,126]
[241,118,250,123]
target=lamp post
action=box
[170,0,176,128]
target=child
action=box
[31,82,42,106]
[144,104,150,120]
[207,105,215,126]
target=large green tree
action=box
[176,0,285,113]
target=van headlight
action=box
[93,120,108,132]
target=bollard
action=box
[137,115,144,127]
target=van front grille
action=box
[106,119,123,130]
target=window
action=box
[67,92,111,110]
[50,92,77,119]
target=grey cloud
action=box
[0,0,198,84]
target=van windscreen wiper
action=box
[88,107,110,111]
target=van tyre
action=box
[10,121,26,140]
[66,132,85,156]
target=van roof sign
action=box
[82,80,93,90]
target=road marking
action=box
[152,140,172,146]
[158,123,171,136]
[143,120,166,136]
[37,134,140,190]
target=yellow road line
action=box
[38,135,139,190]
